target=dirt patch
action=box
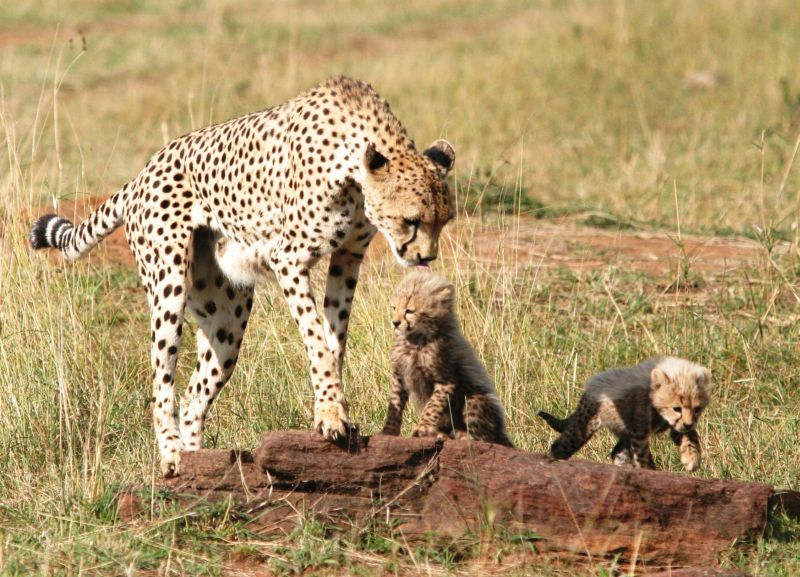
[27,196,786,280]
[458,218,784,278]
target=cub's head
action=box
[390,271,455,337]
[650,358,711,433]
[359,140,455,267]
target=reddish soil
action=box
[457,218,784,278]
[28,196,786,281]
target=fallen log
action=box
[139,430,784,568]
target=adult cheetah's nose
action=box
[392,320,401,328]
[418,254,437,264]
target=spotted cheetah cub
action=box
[537,357,710,471]
[380,271,513,446]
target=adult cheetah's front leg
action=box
[322,232,375,375]
[275,261,354,439]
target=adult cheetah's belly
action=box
[214,237,280,287]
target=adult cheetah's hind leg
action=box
[180,228,253,450]
[140,240,191,478]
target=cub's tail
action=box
[497,432,515,448]
[537,410,567,433]
[29,187,128,260]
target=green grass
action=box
[3,0,800,574]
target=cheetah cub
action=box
[380,271,513,446]
[537,357,710,471]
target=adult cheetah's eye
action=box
[405,309,415,315]
[403,217,421,227]
[673,406,682,413]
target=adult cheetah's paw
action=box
[159,437,184,478]
[314,401,356,442]
[160,451,181,478]
[411,423,441,438]
[680,446,701,472]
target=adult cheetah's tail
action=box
[537,410,567,433]
[29,187,128,260]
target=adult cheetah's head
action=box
[359,139,455,267]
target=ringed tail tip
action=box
[29,214,73,250]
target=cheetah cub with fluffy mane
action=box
[380,271,513,446]
[538,357,710,471]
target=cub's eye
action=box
[403,217,421,227]
[673,406,682,413]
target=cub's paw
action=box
[612,451,633,467]
[680,447,701,472]
[314,401,356,442]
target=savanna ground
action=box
[2,0,800,575]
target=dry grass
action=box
[2,0,800,575]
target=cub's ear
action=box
[423,139,455,174]
[426,278,455,306]
[434,283,455,303]
[651,367,670,390]
[365,143,389,175]
[696,368,711,388]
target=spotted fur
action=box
[380,271,513,447]
[538,357,711,471]
[29,76,455,476]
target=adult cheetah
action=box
[29,76,455,476]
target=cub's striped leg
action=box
[671,428,702,472]
[610,438,633,466]
[380,370,408,435]
[549,397,601,460]
[412,382,455,438]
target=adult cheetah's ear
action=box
[423,139,455,175]
[365,143,389,175]
[651,367,670,390]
